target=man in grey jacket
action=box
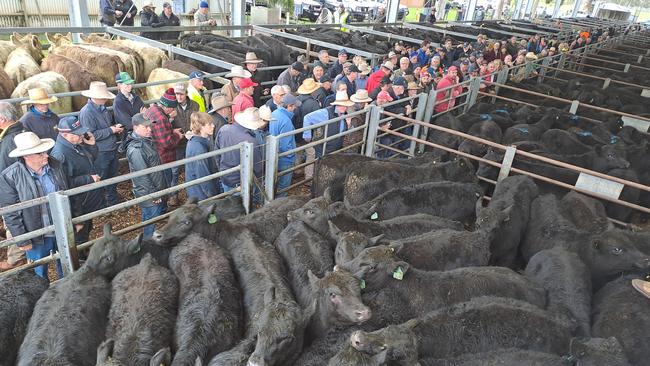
[276,62,305,93]
[122,113,167,237]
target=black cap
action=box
[348,65,361,73]
[132,113,152,127]
[379,76,392,85]
[292,62,305,72]
[319,75,332,83]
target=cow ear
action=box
[96,339,114,364]
[187,196,199,205]
[303,300,317,325]
[307,270,320,289]
[10,34,20,46]
[80,34,88,42]
[394,261,410,276]
[194,356,203,366]
[363,202,380,219]
[369,234,385,245]
[264,287,276,305]
[593,240,600,250]
[323,187,333,204]
[404,318,421,330]
[328,220,343,239]
[44,33,53,44]
[150,347,171,366]
[388,242,403,253]
[31,35,39,49]
[372,349,388,364]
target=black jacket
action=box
[140,9,164,40]
[114,0,137,26]
[122,132,167,207]
[327,60,344,79]
[249,69,264,108]
[158,11,181,40]
[49,136,104,215]
[295,94,321,130]
[113,92,144,131]
[0,158,69,247]
[0,123,24,173]
[20,108,59,141]
[313,87,331,107]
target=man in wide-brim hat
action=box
[221,65,252,105]
[350,89,372,109]
[208,93,233,134]
[242,52,266,107]
[19,87,60,141]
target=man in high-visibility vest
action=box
[187,71,208,112]
[338,4,350,33]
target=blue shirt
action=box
[28,164,57,237]
[302,108,346,140]
[270,107,297,163]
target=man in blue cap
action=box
[327,49,348,79]
[187,71,208,112]
[194,1,217,34]
[49,116,103,245]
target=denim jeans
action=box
[95,150,120,205]
[26,236,62,280]
[276,159,294,198]
[141,202,167,238]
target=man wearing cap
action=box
[379,77,411,157]
[327,49,348,80]
[366,61,393,95]
[416,41,431,68]
[113,72,144,136]
[122,113,167,237]
[265,85,286,113]
[172,82,200,192]
[232,78,258,118]
[303,91,352,158]
[209,93,233,135]
[458,59,471,82]
[277,62,304,93]
[159,2,181,40]
[270,94,301,196]
[243,52,266,107]
[215,107,265,194]
[337,64,359,98]
[194,1,217,34]
[369,76,394,100]
[50,116,103,245]
[419,70,433,93]
[221,66,252,107]
[313,75,333,108]
[0,131,68,279]
[435,66,463,114]
[355,63,371,91]
[140,1,164,40]
[19,87,60,141]
[313,50,331,75]
[79,81,123,207]
[145,88,183,205]
[187,71,208,113]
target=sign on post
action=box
[621,116,650,132]
[575,173,624,200]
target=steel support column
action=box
[513,0,525,19]
[231,0,246,38]
[571,0,583,18]
[68,0,91,43]
[386,0,400,23]
[464,0,478,21]
[524,0,535,18]
[552,0,562,18]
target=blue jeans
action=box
[95,150,120,205]
[141,202,167,238]
[26,236,62,280]
[276,159,294,198]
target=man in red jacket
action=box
[366,61,394,93]
[232,77,258,117]
[434,66,463,114]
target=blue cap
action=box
[189,71,205,80]
[199,1,209,8]
[393,77,407,87]
[58,116,89,136]
[281,93,302,108]
[338,49,348,56]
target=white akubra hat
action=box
[258,105,275,122]
[330,90,355,107]
[9,132,55,158]
[81,81,116,99]
[350,89,372,103]
[226,65,252,79]
[243,52,264,64]
[234,107,266,130]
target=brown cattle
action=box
[0,68,15,99]
[80,34,145,83]
[41,53,99,111]
[162,59,214,90]
[12,71,72,115]
[3,33,44,85]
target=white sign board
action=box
[621,116,650,132]
[575,173,624,200]
[641,89,650,98]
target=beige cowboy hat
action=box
[143,1,156,9]
[381,60,394,70]
[20,88,59,106]
[350,89,372,103]
[243,52,264,64]
[209,93,233,113]
[330,90,355,107]
[358,63,371,76]
[297,78,321,95]
[407,81,420,91]
[81,81,115,99]
[225,65,252,79]
[9,132,55,158]
[234,107,266,130]
[525,52,538,61]
[258,105,275,122]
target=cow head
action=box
[80,33,111,44]
[85,223,143,278]
[589,230,650,285]
[308,268,371,327]
[286,192,334,237]
[44,32,72,49]
[338,243,408,291]
[11,33,43,62]
[349,320,421,366]
[329,221,384,265]
[594,145,630,171]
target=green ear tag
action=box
[370,212,379,220]
[393,266,404,281]
[208,214,218,224]
[360,279,366,290]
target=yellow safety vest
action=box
[188,84,207,113]
[340,12,350,32]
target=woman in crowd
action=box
[185,112,219,200]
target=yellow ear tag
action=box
[360,279,366,290]
[208,214,218,224]
[370,212,379,220]
[393,266,404,281]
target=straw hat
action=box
[330,91,354,107]
[234,107,266,130]
[297,78,321,95]
[209,94,233,113]
[358,63,371,76]
[20,88,58,106]
[525,52,538,61]
[8,132,55,158]
[258,105,274,122]
[350,89,372,103]
[407,82,420,91]
[143,1,155,9]
[243,52,264,64]
[81,81,115,99]
[225,65,252,79]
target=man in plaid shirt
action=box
[144,88,183,205]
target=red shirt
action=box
[145,104,181,164]
[232,92,254,117]
[366,69,387,94]
[434,76,463,113]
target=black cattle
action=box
[420,349,565,366]
[540,129,594,155]
[96,340,171,366]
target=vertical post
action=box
[418,89,438,154]
[524,0,535,18]
[364,106,381,157]
[551,0,561,18]
[464,77,481,113]
[513,0,525,19]
[497,146,517,181]
[239,142,254,214]
[537,57,549,83]
[386,0,400,23]
[465,0,477,21]
[523,60,534,79]
[409,93,428,156]
[48,192,79,276]
[492,67,509,102]
[264,135,279,203]
[231,0,246,38]
[554,53,566,77]
[571,0,583,18]
[68,0,91,43]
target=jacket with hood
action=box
[121,131,167,207]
